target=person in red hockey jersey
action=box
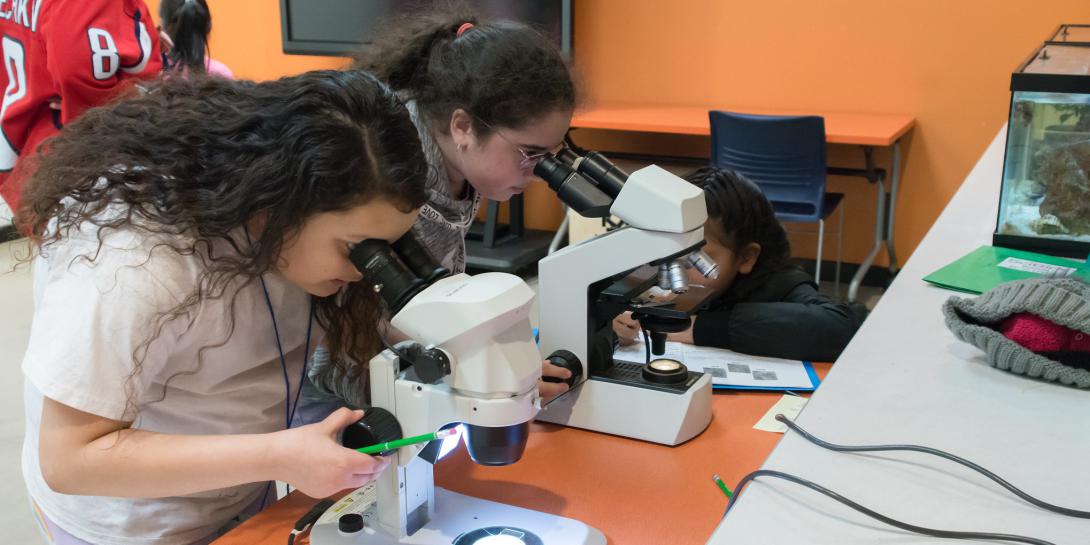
[0,0,163,215]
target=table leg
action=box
[847,149,886,303]
[885,140,903,275]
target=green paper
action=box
[923,245,1090,294]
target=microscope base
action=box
[310,486,606,545]
[537,371,713,445]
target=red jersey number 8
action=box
[87,28,119,81]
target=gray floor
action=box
[0,238,883,544]
[0,239,42,542]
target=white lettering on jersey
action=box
[87,28,119,80]
[120,18,152,75]
[15,0,27,27]
[30,0,39,32]
[0,0,43,31]
[0,36,27,170]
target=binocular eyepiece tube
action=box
[533,148,630,218]
[349,232,450,316]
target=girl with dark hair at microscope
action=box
[303,9,580,414]
[614,167,867,362]
[19,71,425,544]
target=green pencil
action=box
[712,474,733,498]
[356,428,458,455]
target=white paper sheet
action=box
[613,339,815,389]
[753,395,809,433]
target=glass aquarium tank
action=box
[996,24,1090,257]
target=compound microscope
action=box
[310,234,605,545]
[533,148,718,446]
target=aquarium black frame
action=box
[1012,25,1090,94]
[1047,23,1090,44]
[993,234,1090,259]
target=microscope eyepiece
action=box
[349,232,449,315]
[534,154,613,218]
[576,151,628,198]
[391,232,449,284]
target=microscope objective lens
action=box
[668,261,688,293]
[688,250,720,280]
[657,263,673,290]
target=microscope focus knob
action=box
[543,349,583,388]
[338,513,364,534]
[341,406,403,456]
[412,345,452,384]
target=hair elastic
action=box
[456,22,474,37]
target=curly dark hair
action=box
[17,70,428,417]
[353,6,577,136]
[686,167,793,302]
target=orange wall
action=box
[148,0,1090,266]
[146,0,347,79]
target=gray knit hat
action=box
[943,276,1090,389]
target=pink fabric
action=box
[1000,313,1090,352]
[204,58,234,79]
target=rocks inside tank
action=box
[1034,141,1090,236]
[999,95,1090,243]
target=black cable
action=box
[775,414,1090,518]
[381,335,413,365]
[287,498,335,545]
[725,470,1056,545]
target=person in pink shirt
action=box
[158,0,233,79]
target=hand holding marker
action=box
[356,428,459,455]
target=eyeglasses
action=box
[476,118,551,170]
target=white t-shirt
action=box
[21,224,320,545]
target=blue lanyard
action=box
[257,275,314,430]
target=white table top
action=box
[706,128,1090,544]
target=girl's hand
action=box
[613,311,641,346]
[271,408,392,498]
[539,360,573,402]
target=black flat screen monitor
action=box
[280,0,572,58]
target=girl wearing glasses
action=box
[308,11,578,403]
[354,11,575,277]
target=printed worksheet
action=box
[614,339,816,389]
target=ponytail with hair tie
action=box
[160,0,212,74]
[354,10,574,137]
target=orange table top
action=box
[571,105,915,147]
[215,363,831,545]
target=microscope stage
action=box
[310,486,606,545]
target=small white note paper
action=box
[998,257,1076,277]
[753,395,809,433]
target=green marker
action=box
[356,428,459,455]
[712,474,733,499]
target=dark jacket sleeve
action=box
[691,284,866,362]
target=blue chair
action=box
[708,110,845,289]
